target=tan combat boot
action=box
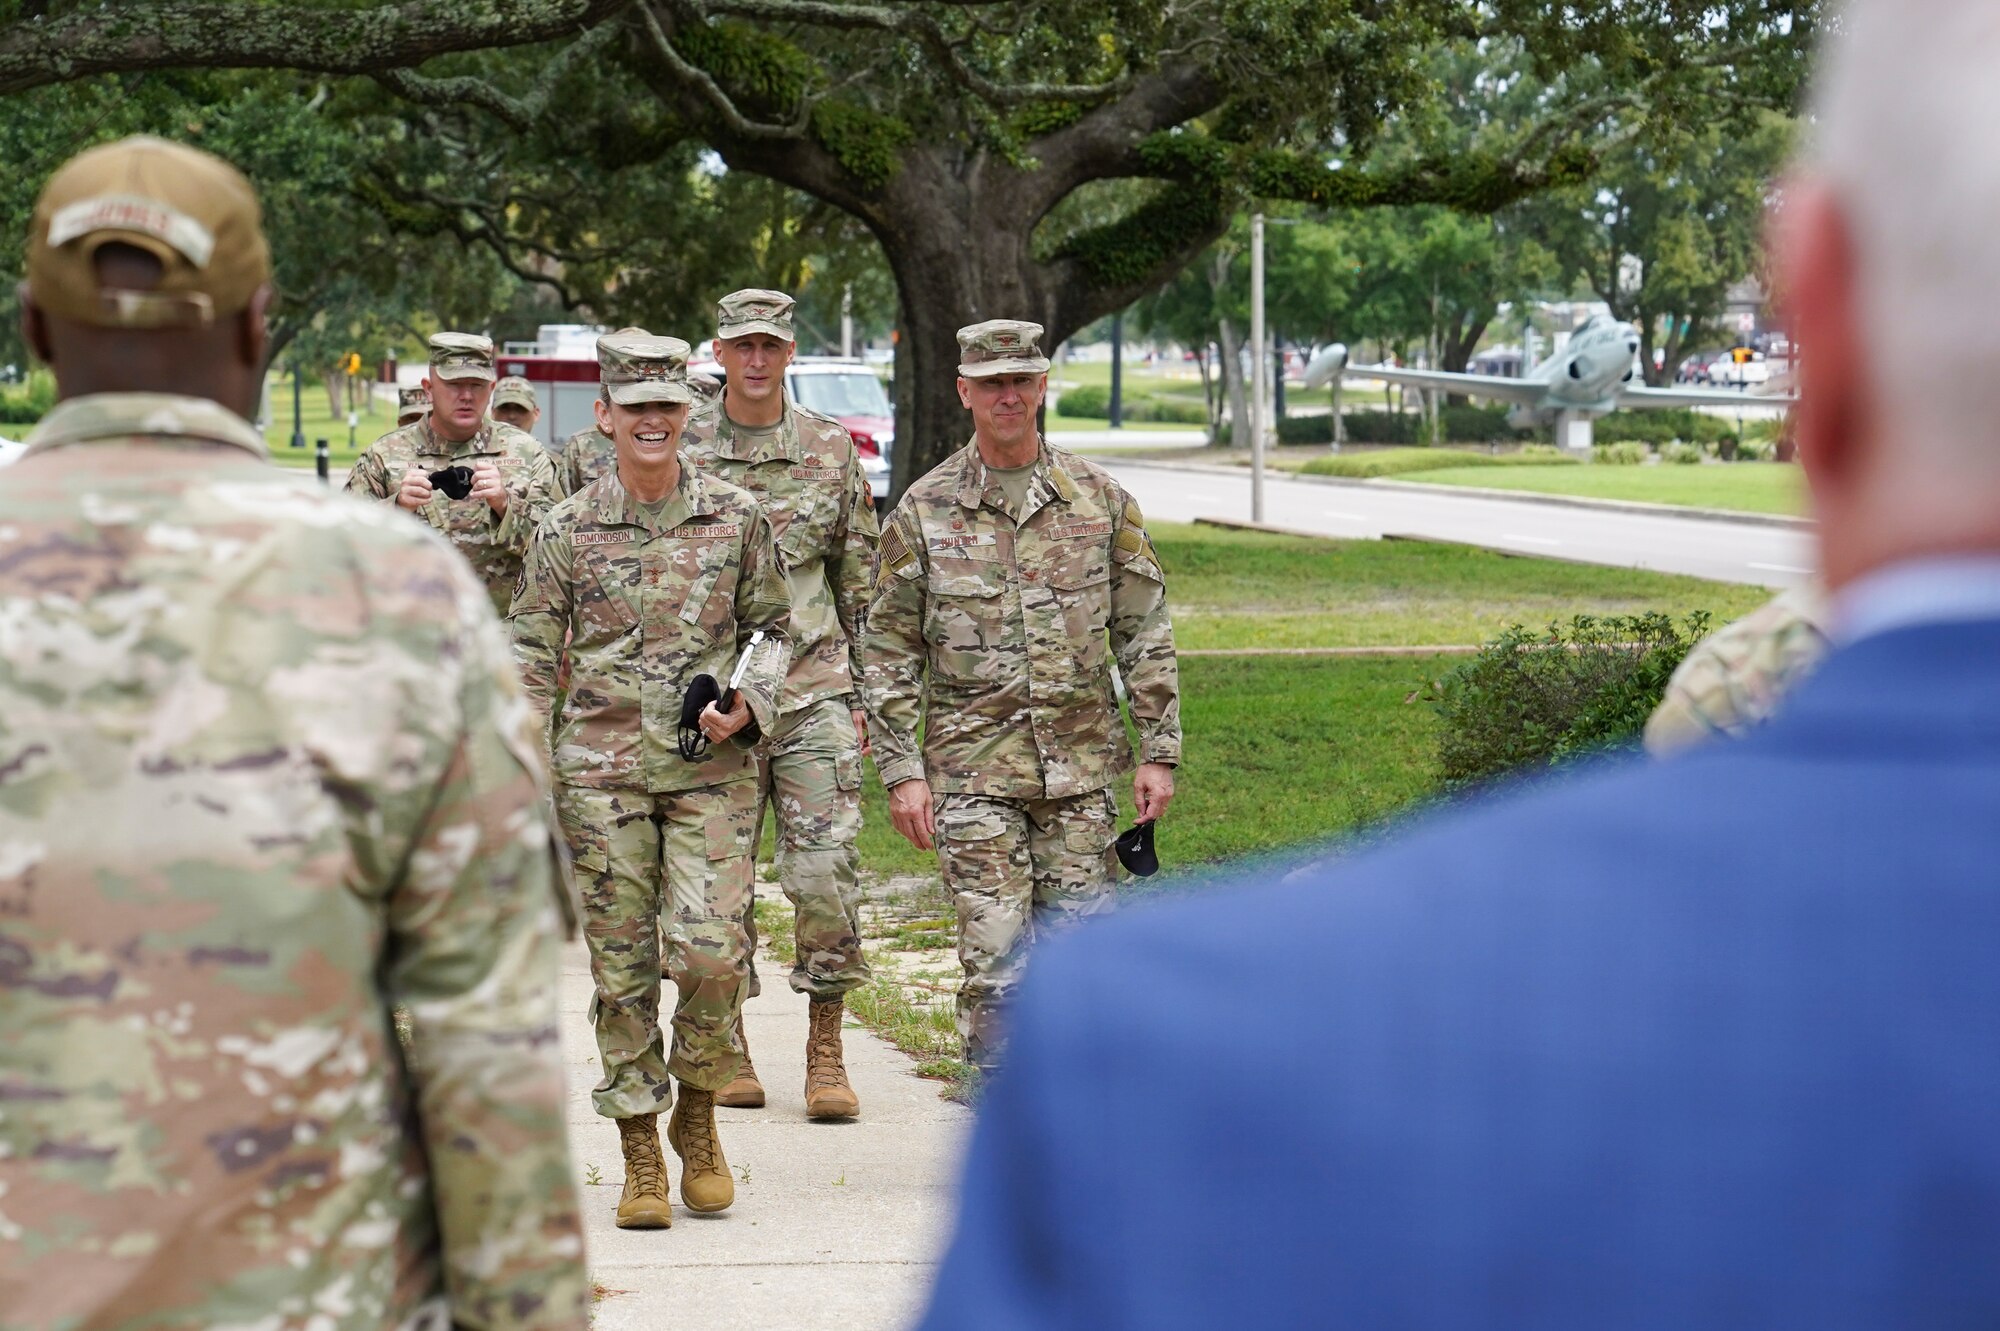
[715,1023,766,1109]
[667,1084,735,1213]
[614,1114,673,1229]
[805,996,861,1120]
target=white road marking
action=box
[1748,561,1813,575]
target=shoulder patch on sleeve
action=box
[880,520,919,577]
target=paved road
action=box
[1104,460,1816,589]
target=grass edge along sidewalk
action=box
[815,519,1765,1100]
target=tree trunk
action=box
[321,371,342,419]
[1215,316,1249,449]
[1194,345,1216,435]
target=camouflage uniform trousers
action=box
[558,779,756,1116]
[933,786,1120,1067]
[743,696,871,1000]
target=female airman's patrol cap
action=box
[599,333,694,405]
[26,135,271,329]
[957,319,1051,377]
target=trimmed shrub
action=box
[1595,409,1738,446]
[1299,447,1580,479]
[1663,442,1706,465]
[1596,441,1647,466]
[1421,612,1713,788]
[1733,435,1774,462]
[1056,386,1212,423]
[0,371,56,426]
[1055,385,1110,417]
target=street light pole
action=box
[289,356,304,452]
[1250,212,1266,523]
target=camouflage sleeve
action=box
[345,444,393,501]
[560,436,587,499]
[1642,590,1831,756]
[860,503,929,788]
[1107,488,1182,767]
[494,446,560,556]
[829,447,881,707]
[731,506,794,744]
[508,520,574,755]
[391,567,588,1331]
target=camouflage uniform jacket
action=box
[682,396,879,716]
[863,439,1181,800]
[1644,584,1832,755]
[0,394,588,1331]
[509,457,793,793]
[345,415,560,613]
[557,426,618,498]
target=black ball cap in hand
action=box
[427,465,475,500]
[678,673,722,761]
[1115,820,1159,877]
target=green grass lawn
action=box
[261,372,396,469]
[1412,461,1808,516]
[1046,414,1208,433]
[1154,520,1768,651]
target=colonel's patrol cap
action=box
[491,375,537,410]
[716,288,796,342]
[429,331,496,383]
[599,332,693,406]
[26,135,271,329]
[957,319,1050,377]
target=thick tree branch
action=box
[0,0,630,96]
[370,18,622,129]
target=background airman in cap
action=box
[557,326,652,496]
[2,135,586,1330]
[511,327,793,1229]
[683,287,880,1118]
[345,330,561,613]
[396,383,431,427]
[861,317,1181,1071]
[492,373,541,435]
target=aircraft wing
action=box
[1341,364,1547,407]
[1621,383,1798,410]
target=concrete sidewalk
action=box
[560,941,972,1329]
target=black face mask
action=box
[1115,820,1159,877]
[427,465,475,500]
[678,674,722,762]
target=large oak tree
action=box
[0,0,1819,489]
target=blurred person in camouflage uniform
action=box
[346,332,560,613]
[510,334,791,1228]
[0,135,588,1331]
[396,382,431,428]
[1646,583,1833,755]
[492,373,542,436]
[557,327,647,497]
[683,289,879,1119]
[861,319,1182,1071]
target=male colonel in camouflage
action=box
[0,136,588,1330]
[345,331,561,613]
[396,382,431,427]
[1645,584,1833,755]
[510,333,792,1228]
[492,373,541,435]
[682,288,879,1118]
[557,327,646,496]
[861,319,1182,1070]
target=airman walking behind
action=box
[493,372,543,436]
[346,332,560,612]
[510,335,792,1228]
[0,136,587,1330]
[862,320,1182,1070]
[557,327,647,496]
[395,382,431,428]
[684,288,880,1118]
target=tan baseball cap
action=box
[716,288,795,342]
[429,331,495,382]
[492,375,537,410]
[397,386,431,419]
[599,332,692,406]
[26,135,271,329]
[957,319,1050,377]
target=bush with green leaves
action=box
[1663,442,1706,465]
[1596,409,1738,446]
[1422,611,1713,787]
[1300,447,1579,478]
[1733,435,1774,461]
[1055,385,1111,417]
[1596,441,1648,466]
[0,372,56,427]
[1125,397,1209,424]
[1055,386,1211,424]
